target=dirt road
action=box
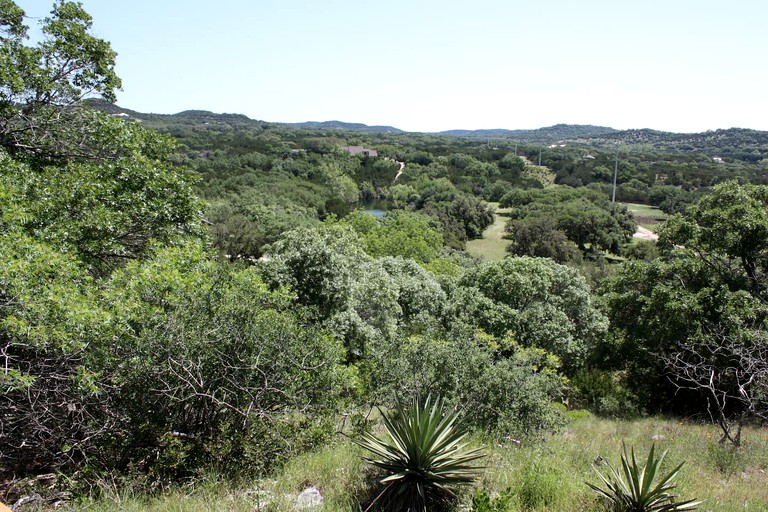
[633,226,659,241]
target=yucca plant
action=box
[587,443,702,512]
[354,395,485,512]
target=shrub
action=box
[365,333,567,438]
[571,369,640,418]
[472,487,514,512]
[354,396,484,512]
[587,443,702,511]
[105,245,349,479]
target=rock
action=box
[296,487,323,510]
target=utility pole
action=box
[611,143,620,203]
[538,148,542,166]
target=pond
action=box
[358,199,391,218]
[364,209,387,218]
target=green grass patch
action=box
[69,417,768,511]
[466,203,512,261]
[623,202,668,230]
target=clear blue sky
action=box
[17,0,768,133]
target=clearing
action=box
[466,203,512,261]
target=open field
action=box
[466,203,513,261]
[71,417,768,512]
[623,202,668,230]
[467,201,668,262]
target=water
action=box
[364,209,387,218]
[358,199,391,218]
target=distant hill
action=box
[286,120,404,133]
[84,99,271,130]
[83,101,768,156]
[438,124,618,140]
[84,99,143,117]
[589,127,768,148]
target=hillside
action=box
[84,101,768,166]
[286,120,403,133]
[438,123,618,140]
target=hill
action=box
[583,127,768,157]
[84,101,768,158]
[286,120,403,133]
[438,124,618,140]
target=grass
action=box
[466,203,513,261]
[70,417,768,512]
[623,202,668,230]
[467,201,667,262]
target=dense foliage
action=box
[501,187,636,259]
[3,3,768,506]
[602,182,768,437]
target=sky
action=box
[16,0,768,133]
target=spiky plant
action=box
[354,395,485,512]
[587,443,702,512]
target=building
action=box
[342,146,378,157]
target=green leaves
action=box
[1,1,122,161]
[455,256,608,372]
[587,444,702,512]
[354,396,484,512]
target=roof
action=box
[342,146,378,157]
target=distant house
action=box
[342,146,378,157]
[583,153,596,160]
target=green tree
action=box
[0,1,204,478]
[452,257,607,372]
[344,210,444,264]
[0,1,202,274]
[106,243,349,476]
[0,232,115,474]
[603,182,768,430]
[505,216,581,263]
[661,181,768,300]
[1,122,203,273]
[0,0,122,162]
[261,224,368,318]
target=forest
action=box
[1,2,767,511]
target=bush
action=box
[365,332,567,438]
[571,369,640,418]
[587,444,702,511]
[104,244,350,479]
[354,396,484,512]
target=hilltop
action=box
[85,100,768,158]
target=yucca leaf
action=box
[586,444,702,512]
[354,395,485,511]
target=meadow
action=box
[624,203,668,229]
[466,203,513,261]
[70,416,768,511]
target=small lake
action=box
[364,209,387,218]
[358,199,391,218]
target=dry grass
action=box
[68,417,768,511]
